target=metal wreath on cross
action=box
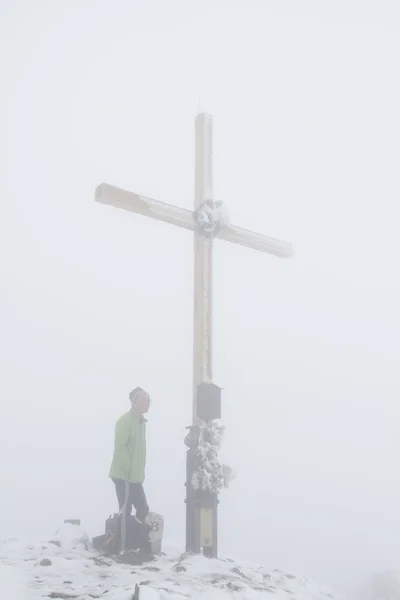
[194,199,229,239]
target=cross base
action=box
[184,427,219,558]
[184,379,222,558]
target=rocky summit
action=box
[0,524,343,600]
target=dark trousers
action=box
[112,478,149,523]
[112,478,151,554]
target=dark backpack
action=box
[103,513,143,555]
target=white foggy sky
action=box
[1,0,400,596]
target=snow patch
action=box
[49,522,91,550]
[0,529,345,600]
[0,564,29,599]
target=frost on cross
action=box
[194,199,229,239]
[191,420,233,494]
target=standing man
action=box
[109,387,153,562]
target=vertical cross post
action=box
[193,113,213,424]
[186,113,219,558]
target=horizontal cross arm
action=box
[218,224,293,258]
[95,183,293,257]
[95,183,196,232]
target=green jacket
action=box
[109,411,147,484]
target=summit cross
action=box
[95,112,293,556]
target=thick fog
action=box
[1,1,400,597]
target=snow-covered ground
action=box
[0,524,344,600]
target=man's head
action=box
[129,387,151,414]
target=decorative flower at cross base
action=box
[194,199,229,240]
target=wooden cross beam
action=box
[95,113,293,424]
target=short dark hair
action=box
[129,387,147,402]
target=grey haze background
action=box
[1,0,400,596]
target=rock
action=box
[40,558,52,566]
[173,565,186,573]
[135,585,162,600]
[47,593,79,599]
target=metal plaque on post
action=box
[197,382,221,422]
